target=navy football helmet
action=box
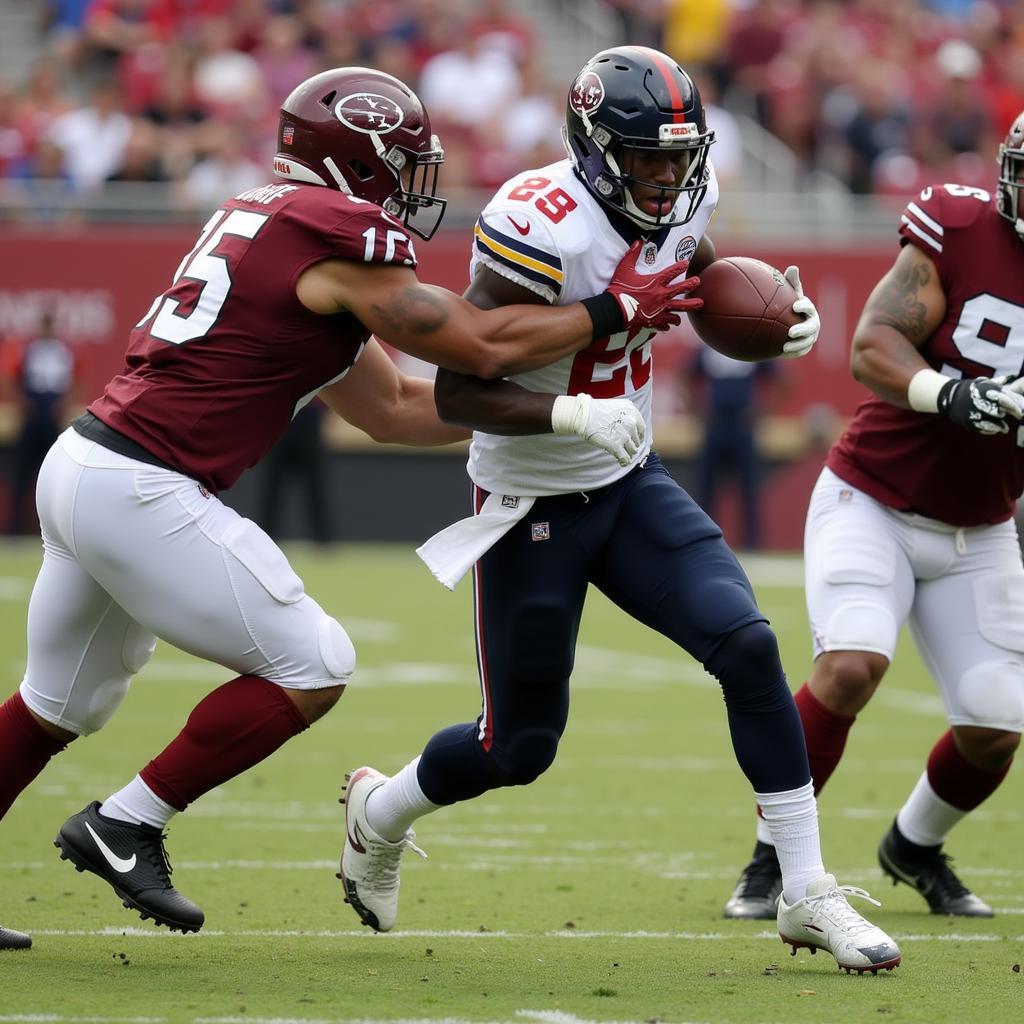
[563,46,715,230]
[275,67,446,239]
[997,110,1024,239]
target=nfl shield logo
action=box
[643,243,657,265]
[531,522,550,541]
[282,125,295,145]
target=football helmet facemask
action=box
[562,46,715,231]
[997,110,1024,240]
[275,67,447,240]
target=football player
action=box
[723,114,1024,921]
[338,47,901,975]
[0,66,700,946]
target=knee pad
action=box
[121,622,157,674]
[706,621,789,711]
[953,660,1024,732]
[317,615,355,681]
[824,599,899,656]
[31,671,132,737]
[26,620,155,736]
[490,727,561,786]
[81,676,132,734]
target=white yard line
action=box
[22,926,1024,943]
[0,1017,722,1024]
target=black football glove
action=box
[936,376,1024,436]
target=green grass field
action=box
[1,542,1021,1024]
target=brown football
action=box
[687,257,802,362]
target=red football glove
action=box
[605,240,703,331]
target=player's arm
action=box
[295,247,695,381]
[849,243,947,408]
[434,268,559,435]
[317,337,469,447]
[851,242,1024,431]
[432,268,650,468]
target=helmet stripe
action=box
[640,47,686,123]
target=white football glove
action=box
[781,265,821,359]
[551,393,646,467]
[1000,373,1024,397]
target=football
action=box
[687,256,802,362]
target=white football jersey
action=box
[467,158,719,495]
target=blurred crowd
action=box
[0,0,562,214]
[0,0,1021,217]
[653,0,1024,195]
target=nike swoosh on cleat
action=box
[347,821,367,855]
[506,215,530,236]
[84,822,137,873]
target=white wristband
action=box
[907,368,949,413]
[551,393,591,435]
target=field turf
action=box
[0,541,1021,1023]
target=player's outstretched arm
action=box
[851,244,1024,432]
[318,338,469,447]
[433,267,648,467]
[295,247,698,380]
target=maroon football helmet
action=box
[275,67,446,239]
[997,110,1024,238]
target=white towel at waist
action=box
[416,492,536,590]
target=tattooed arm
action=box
[295,258,594,379]
[849,243,947,408]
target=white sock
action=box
[364,757,440,842]
[896,772,966,847]
[755,813,773,846]
[755,781,825,903]
[100,776,177,829]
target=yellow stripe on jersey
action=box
[473,223,564,286]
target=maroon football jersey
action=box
[88,182,418,491]
[828,183,1024,526]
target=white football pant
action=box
[804,467,1024,732]
[19,428,354,736]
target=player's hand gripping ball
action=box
[687,257,806,362]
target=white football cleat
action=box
[777,874,901,975]
[337,766,425,932]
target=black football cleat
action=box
[0,925,31,950]
[723,840,783,919]
[878,820,994,917]
[55,801,204,933]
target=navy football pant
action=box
[418,454,810,804]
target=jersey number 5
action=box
[137,208,270,345]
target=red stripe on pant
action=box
[472,482,495,753]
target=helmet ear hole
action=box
[349,159,375,181]
[319,90,336,109]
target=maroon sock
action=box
[926,729,1011,812]
[0,692,67,819]
[794,682,856,795]
[140,675,309,811]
